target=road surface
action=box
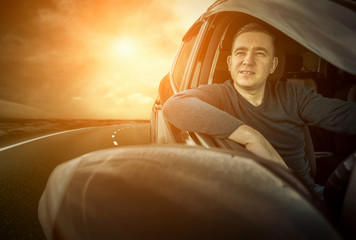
[0,122,150,239]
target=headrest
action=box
[347,85,356,102]
[335,84,356,102]
[284,55,303,73]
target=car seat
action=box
[212,21,320,181]
[334,84,356,158]
[282,54,322,180]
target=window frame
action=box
[197,13,236,87]
[170,20,206,93]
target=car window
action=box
[175,13,236,89]
[209,14,285,85]
[211,16,246,85]
[196,13,235,86]
[172,23,202,91]
[187,16,218,89]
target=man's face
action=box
[227,31,278,92]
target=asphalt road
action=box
[0,123,150,239]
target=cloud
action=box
[128,93,154,104]
[72,96,82,101]
[0,0,213,119]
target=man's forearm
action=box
[163,94,287,168]
[163,96,243,138]
[228,125,288,168]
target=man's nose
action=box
[242,52,254,65]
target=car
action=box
[38,0,356,239]
[150,0,356,238]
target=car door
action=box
[158,13,234,146]
[179,13,249,152]
[151,19,206,144]
[152,11,254,154]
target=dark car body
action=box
[150,0,356,238]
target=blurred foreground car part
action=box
[38,145,342,240]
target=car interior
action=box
[156,9,356,238]
[210,14,356,187]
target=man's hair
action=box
[231,22,277,56]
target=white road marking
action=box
[111,123,147,147]
[0,126,106,152]
[111,125,132,146]
[0,123,147,152]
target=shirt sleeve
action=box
[297,85,356,134]
[162,84,244,139]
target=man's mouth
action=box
[239,70,255,75]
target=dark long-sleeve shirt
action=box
[163,80,356,184]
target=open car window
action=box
[189,13,234,88]
[172,22,203,92]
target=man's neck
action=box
[234,83,266,106]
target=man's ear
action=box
[270,57,278,74]
[227,55,232,71]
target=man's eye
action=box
[256,52,265,56]
[236,51,244,56]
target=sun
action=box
[110,37,136,58]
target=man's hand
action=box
[228,125,288,168]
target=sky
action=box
[0,0,215,120]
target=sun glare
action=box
[110,37,135,58]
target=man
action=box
[163,23,356,197]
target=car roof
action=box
[200,0,356,75]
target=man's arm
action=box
[228,125,288,168]
[296,84,356,134]
[163,88,287,168]
[163,88,243,139]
